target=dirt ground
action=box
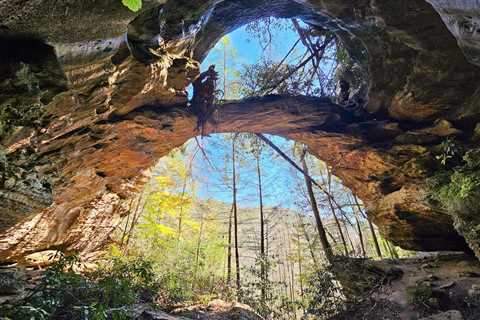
[338,252,480,320]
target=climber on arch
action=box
[339,79,350,105]
[338,78,367,119]
[191,65,219,137]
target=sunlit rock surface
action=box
[427,0,480,66]
[0,0,479,261]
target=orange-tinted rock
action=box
[1,0,480,261]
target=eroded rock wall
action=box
[0,0,479,261]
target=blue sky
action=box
[178,19,342,211]
[201,20,306,71]
[190,19,309,208]
[188,19,309,99]
[190,134,301,209]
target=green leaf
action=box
[122,0,142,12]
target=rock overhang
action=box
[0,0,479,261]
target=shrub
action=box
[156,271,194,306]
[304,258,404,320]
[238,256,285,318]
[304,269,346,319]
[0,254,157,320]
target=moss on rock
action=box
[428,148,480,258]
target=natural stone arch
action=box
[1,0,480,262]
[0,91,466,261]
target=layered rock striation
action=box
[0,0,479,261]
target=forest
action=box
[1,1,480,319]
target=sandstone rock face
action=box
[0,0,479,261]
[427,0,480,66]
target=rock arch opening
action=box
[110,132,392,302]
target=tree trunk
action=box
[281,260,289,297]
[266,211,270,263]
[232,136,241,293]
[193,209,205,291]
[325,227,338,245]
[300,153,333,263]
[296,213,318,265]
[227,204,233,284]
[286,227,296,303]
[386,240,399,259]
[296,231,305,306]
[368,218,383,258]
[343,219,356,254]
[176,174,189,254]
[382,238,391,258]
[256,154,267,301]
[352,202,366,257]
[123,192,145,249]
[328,198,348,256]
[353,195,382,258]
[326,169,349,256]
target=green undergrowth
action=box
[330,256,403,298]
[304,257,403,320]
[0,254,158,320]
